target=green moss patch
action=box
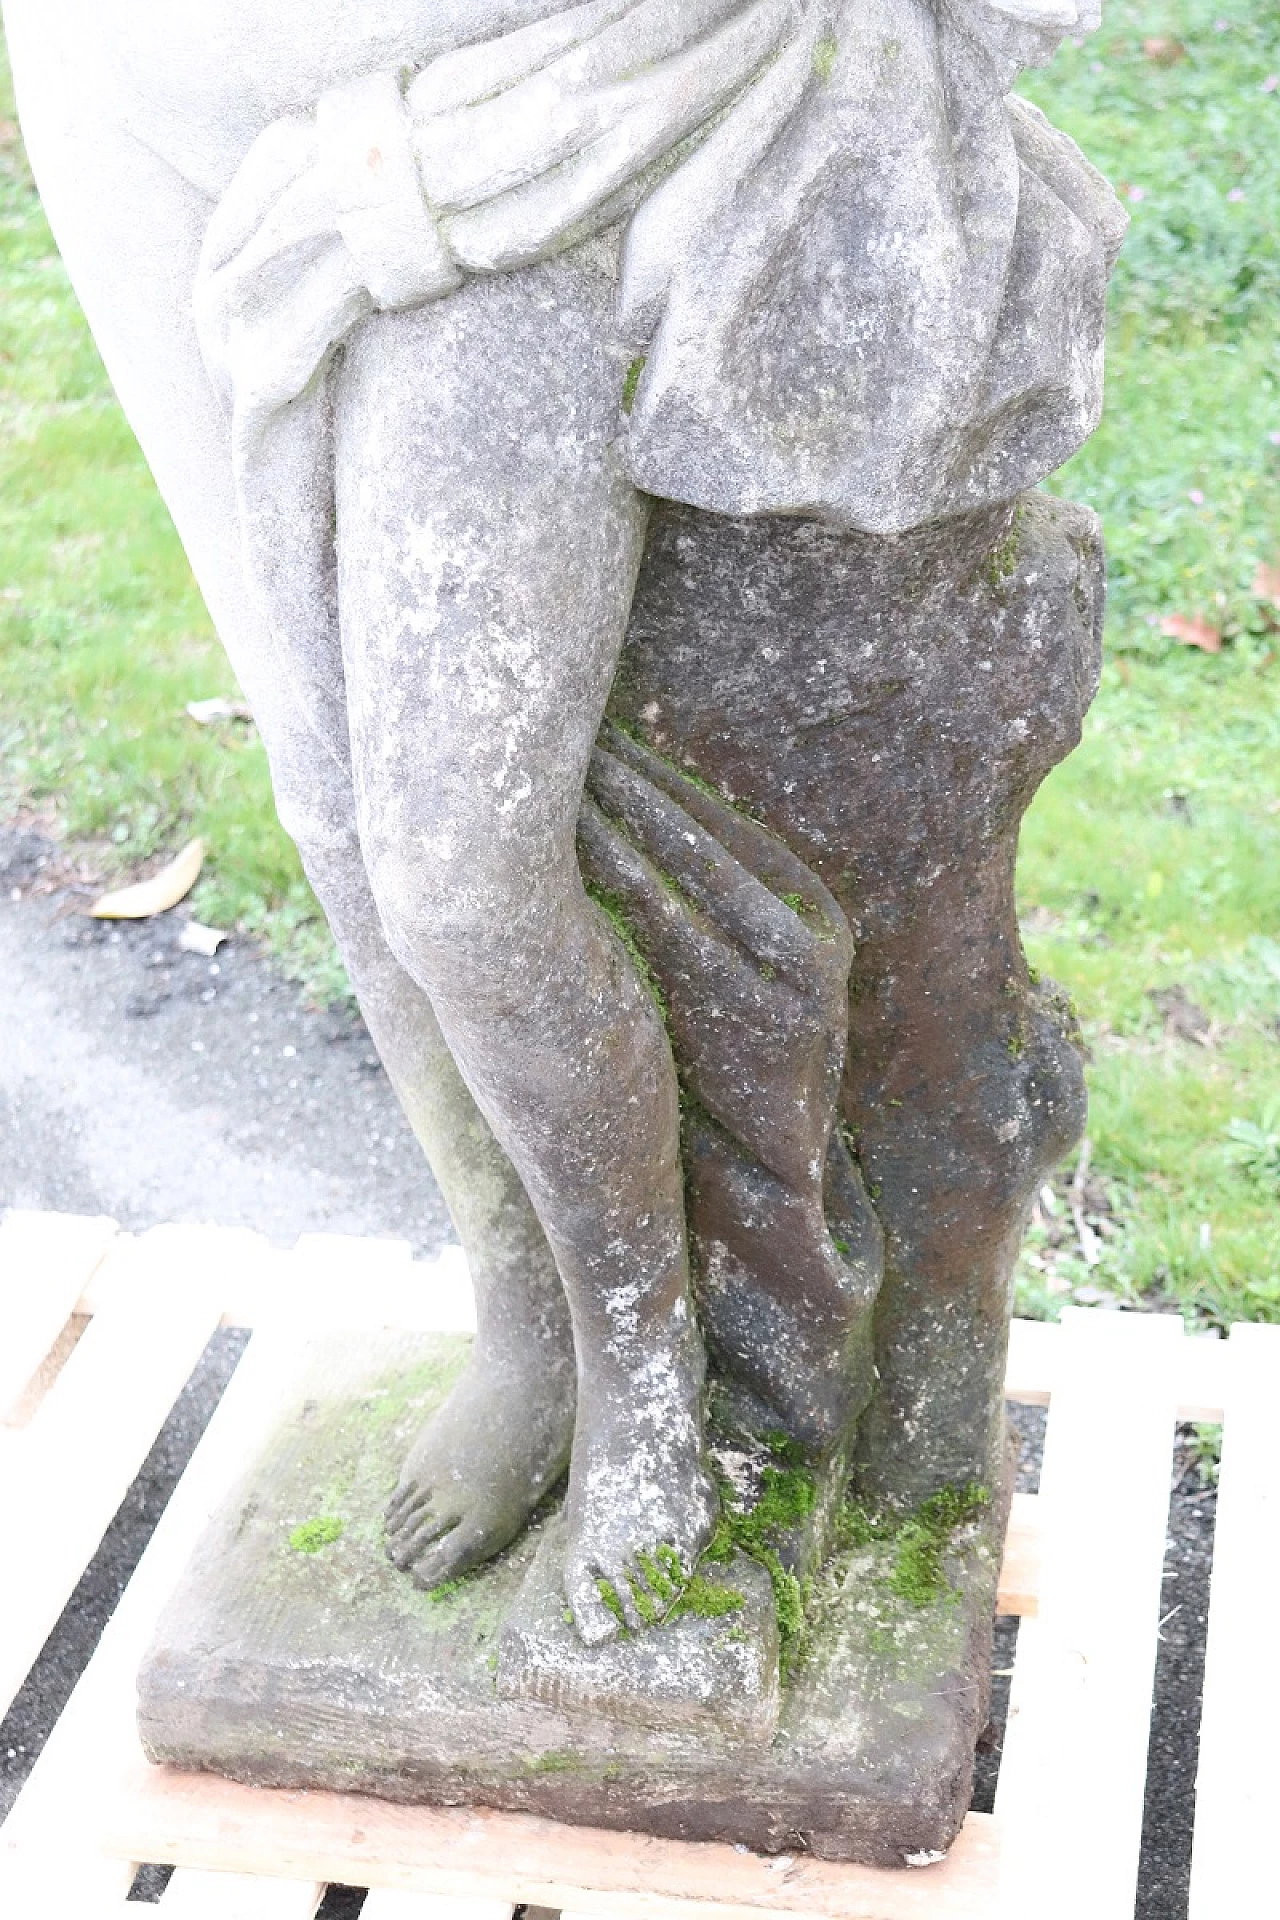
[812,31,839,81]
[668,1573,746,1621]
[839,1483,991,1608]
[621,355,646,414]
[979,505,1024,590]
[288,1515,345,1554]
[585,881,671,1027]
[697,1459,820,1670]
[596,1577,629,1630]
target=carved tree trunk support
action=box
[611,490,1103,1506]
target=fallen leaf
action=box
[1148,985,1214,1046]
[177,920,229,956]
[1142,35,1186,62]
[1252,559,1280,607]
[186,696,253,724]
[91,839,204,919]
[1160,613,1222,653]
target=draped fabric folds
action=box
[193,0,1126,634]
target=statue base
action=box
[137,1333,1007,1869]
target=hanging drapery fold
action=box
[194,0,1126,574]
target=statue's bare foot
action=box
[562,1360,718,1644]
[385,1349,574,1588]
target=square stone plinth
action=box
[138,1334,1004,1868]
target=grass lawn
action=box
[1,4,1277,1325]
[0,45,340,993]
[1014,0,1280,1326]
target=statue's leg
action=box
[4,13,577,1537]
[333,277,718,1643]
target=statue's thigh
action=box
[332,274,648,879]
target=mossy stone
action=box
[140,1333,1011,1868]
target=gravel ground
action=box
[0,832,1214,1916]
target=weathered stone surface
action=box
[498,1520,779,1741]
[14,0,1115,1846]
[612,489,1103,1505]
[580,724,882,1458]
[139,1335,1009,1866]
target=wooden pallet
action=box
[0,1208,1273,1919]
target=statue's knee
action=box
[365,842,511,1006]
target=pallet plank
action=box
[563,1908,712,1920]
[158,1866,324,1915]
[1166,1332,1229,1426]
[0,1229,223,1721]
[1187,1322,1280,1919]
[995,1493,1039,1618]
[236,1236,475,1335]
[1002,1318,1057,1408]
[0,1846,137,1910]
[1004,1314,1226,1422]
[995,1308,1182,1919]
[0,1328,306,1909]
[77,1232,478,1336]
[2,1312,89,1432]
[0,1210,118,1423]
[361,1895,516,1920]
[105,1762,1000,1920]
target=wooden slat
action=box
[106,1763,1000,1920]
[0,1228,222,1720]
[2,1312,89,1430]
[0,1847,137,1910]
[1004,1314,1227,1422]
[57,1238,1224,1416]
[1165,1331,1229,1425]
[158,1866,324,1915]
[361,1895,515,1920]
[563,1909,709,1920]
[0,1209,118,1422]
[995,1492,1039,1618]
[562,1909,657,1920]
[293,1230,414,1271]
[1002,1317,1057,1408]
[77,1230,477,1335]
[0,1327,307,1909]
[995,1307,1182,1918]
[238,1236,475,1335]
[1187,1322,1280,1919]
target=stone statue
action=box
[6,0,1124,1862]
